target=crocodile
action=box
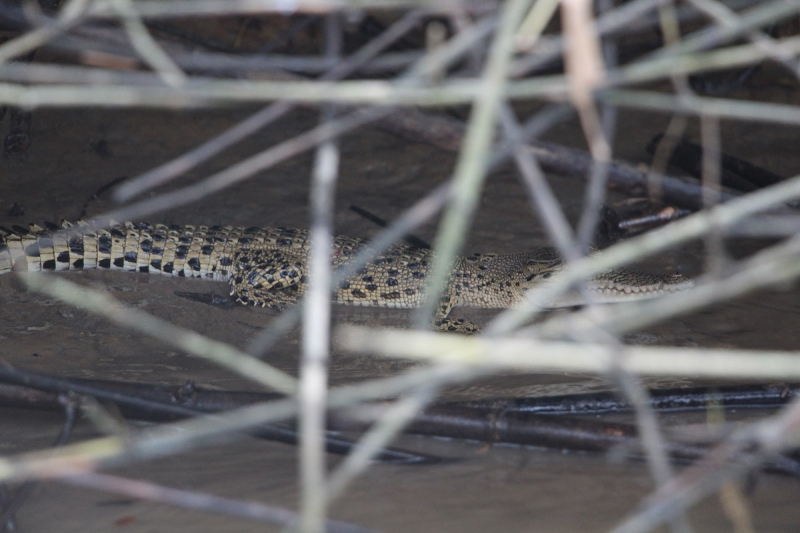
[0,221,693,332]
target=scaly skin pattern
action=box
[0,221,694,332]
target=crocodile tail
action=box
[0,220,95,273]
[0,220,244,281]
[0,220,175,274]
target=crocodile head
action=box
[456,248,693,309]
[516,250,694,308]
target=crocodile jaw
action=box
[545,272,694,308]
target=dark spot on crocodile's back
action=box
[219,257,232,267]
[124,251,138,263]
[351,289,366,298]
[187,257,200,271]
[69,238,83,255]
[380,291,400,300]
[98,235,112,254]
[56,251,70,263]
[99,258,111,268]
[72,259,83,268]
[113,257,124,268]
[42,259,55,270]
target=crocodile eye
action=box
[526,260,537,266]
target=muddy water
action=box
[3,88,800,532]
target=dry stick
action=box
[113,9,427,202]
[298,14,342,533]
[337,327,800,381]
[62,472,378,533]
[599,89,800,127]
[0,50,422,81]
[575,15,616,250]
[87,0,465,19]
[414,0,533,328]
[612,34,800,86]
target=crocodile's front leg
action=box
[432,291,480,334]
[229,249,306,310]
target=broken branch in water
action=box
[3,366,799,474]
